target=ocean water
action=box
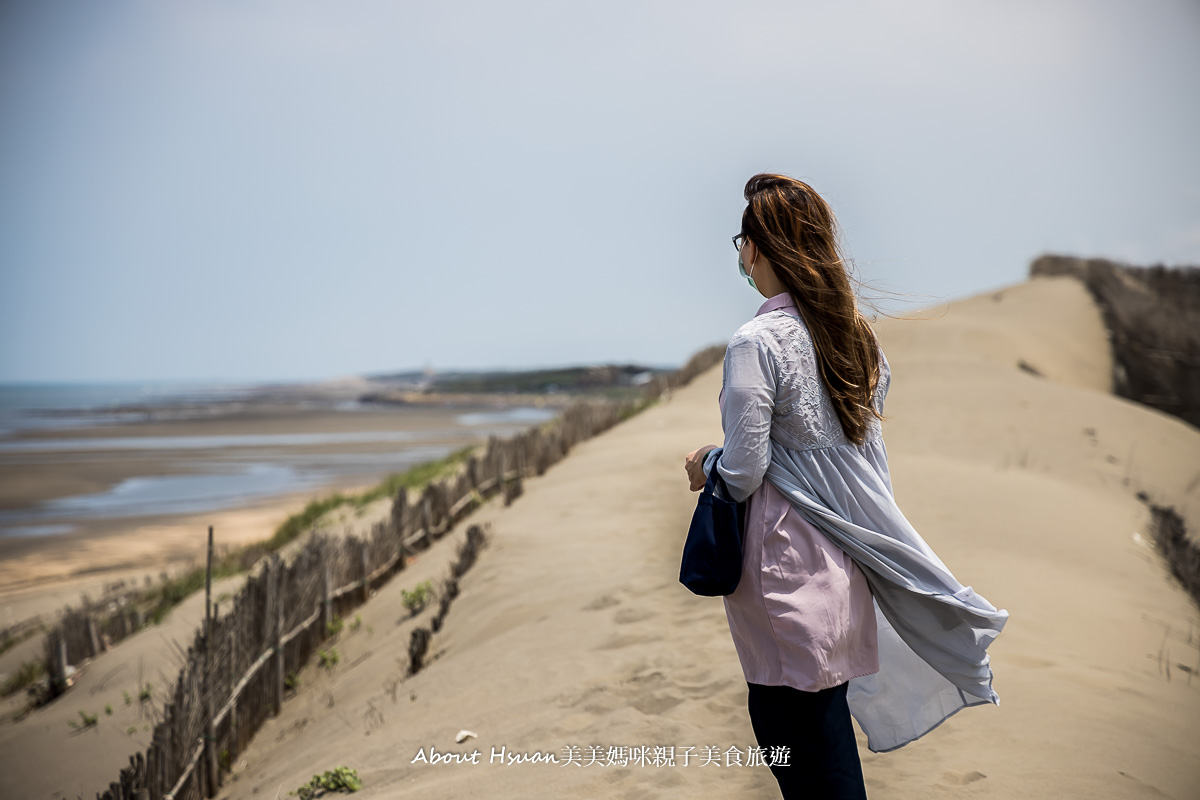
[0,379,265,436]
[0,379,558,537]
[0,430,424,453]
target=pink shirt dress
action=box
[712,294,880,692]
[723,469,880,691]
[701,292,1007,753]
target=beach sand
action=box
[3,274,1199,799]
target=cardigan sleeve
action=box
[702,336,776,504]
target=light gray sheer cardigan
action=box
[702,293,1009,753]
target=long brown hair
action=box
[741,173,885,446]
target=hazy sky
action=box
[2,0,1197,383]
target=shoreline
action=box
[0,400,557,630]
[0,474,385,628]
[0,403,523,511]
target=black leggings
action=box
[746,681,868,800]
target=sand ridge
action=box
[3,274,1199,799]
[207,277,1199,799]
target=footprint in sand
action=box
[617,671,686,715]
[595,633,658,650]
[650,769,686,790]
[1008,654,1057,669]
[582,594,621,611]
[705,698,735,715]
[631,693,685,715]
[674,677,737,700]
[673,667,711,683]
[943,770,988,785]
[553,684,620,715]
[614,607,656,624]
[1117,771,1173,796]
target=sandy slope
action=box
[197,274,1200,800]
[0,489,417,800]
[10,274,1200,799]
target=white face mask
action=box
[738,248,758,291]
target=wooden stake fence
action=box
[42,345,725,800]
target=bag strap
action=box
[703,447,726,498]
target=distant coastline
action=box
[0,361,674,437]
[0,361,675,588]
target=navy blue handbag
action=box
[680,449,747,597]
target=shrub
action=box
[401,581,433,615]
[68,709,98,729]
[0,659,44,698]
[290,766,362,800]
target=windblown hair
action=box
[741,173,886,446]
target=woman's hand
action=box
[685,445,720,492]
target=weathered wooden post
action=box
[151,729,160,796]
[203,525,218,796]
[320,553,332,636]
[435,484,444,530]
[155,737,163,798]
[228,613,239,766]
[165,720,173,798]
[44,628,65,697]
[359,540,370,604]
[158,725,167,799]
[531,429,544,475]
[87,613,102,657]
[433,481,448,537]
[273,554,285,717]
[420,494,432,549]
[392,486,408,572]
[264,555,283,717]
[143,743,155,800]
[497,449,507,505]
[513,449,525,499]
[172,676,185,789]
[484,435,497,480]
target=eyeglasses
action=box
[732,233,747,252]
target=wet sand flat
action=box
[0,404,539,624]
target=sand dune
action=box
[6,274,1199,799]
[192,275,1199,799]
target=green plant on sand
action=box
[126,445,481,635]
[401,581,433,615]
[290,766,362,799]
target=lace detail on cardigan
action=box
[731,310,890,452]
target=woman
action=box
[684,174,1008,800]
